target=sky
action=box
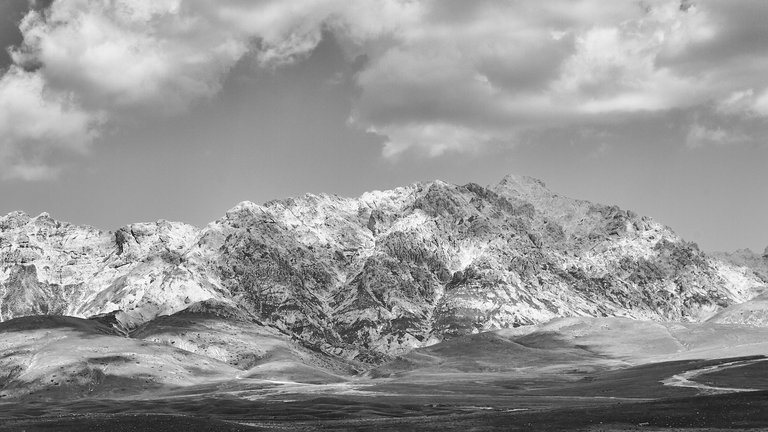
[0,0,766,252]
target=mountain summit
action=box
[0,175,764,361]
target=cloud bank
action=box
[1,0,767,178]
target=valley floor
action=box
[2,355,768,431]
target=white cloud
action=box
[3,0,257,178]
[12,0,250,112]
[0,67,101,180]
[347,0,749,155]
[3,0,768,176]
[717,88,768,117]
[370,122,493,159]
[0,0,422,178]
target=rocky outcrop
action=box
[0,175,765,362]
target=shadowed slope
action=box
[132,300,358,383]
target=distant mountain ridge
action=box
[712,247,768,284]
[0,174,764,361]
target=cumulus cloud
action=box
[0,0,420,178]
[364,0,768,156]
[12,0,253,113]
[348,0,752,156]
[0,66,101,180]
[2,0,256,179]
[2,0,768,177]
[9,0,421,113]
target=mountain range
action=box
[1,174,765,366]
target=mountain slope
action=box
[371,314,768,374]
[0,314,241,400]
[707,248,768,326]
[0,175,764,361]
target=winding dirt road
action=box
[661,358,768,394]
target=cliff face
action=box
[0,175,764,361]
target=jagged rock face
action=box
[0,175,765,362]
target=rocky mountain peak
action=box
[0,211,31,230]
[494,174,551,199]
[114,220,198,260]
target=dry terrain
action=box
[3,316,768,431]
